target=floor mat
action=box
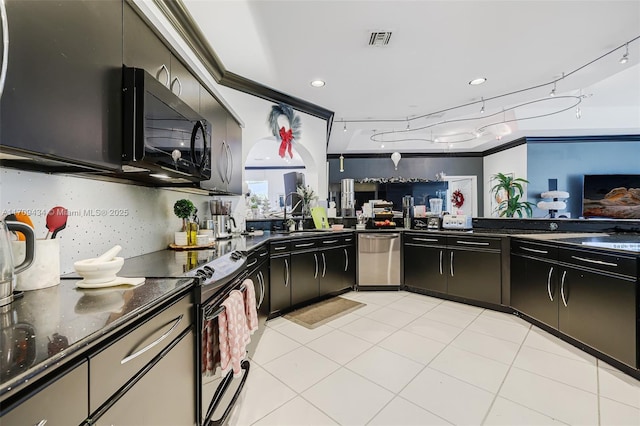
[284,296,366,329]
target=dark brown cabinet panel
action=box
[169,56,201,113]
[558,266,636,368]
[404,243,447,293]
[447,247,501,304]
[291,250,320,306]
[510,255,558,328]
[199,87,229,193]
[1,0,123,169]
[269,254,291,314]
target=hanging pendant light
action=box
[339,154,345,172]
[391,152,401,170]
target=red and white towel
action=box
[217,280,259,377]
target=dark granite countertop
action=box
[1,276,194,401]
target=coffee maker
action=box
[402,196,414,229]
[209,199,236,239]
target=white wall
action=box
[0,168,213,274]
[482,144,528,217]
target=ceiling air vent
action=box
[369,31,392,47]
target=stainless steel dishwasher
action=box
[357,233,401,287]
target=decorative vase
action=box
[174,231,187,246]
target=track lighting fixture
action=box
[480,97,485,114]
[576,106,582,119]
[406,118,410,130]
[549,81,556,97]
[620,43,629,64]
[339,154,344,172]
[343,121,347,132]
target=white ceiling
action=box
[182,0,640,155]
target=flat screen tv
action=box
[582,174,640,219]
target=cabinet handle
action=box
[35,421,47,426]
[522,246,548,254]
[156,64,170,87]
[345,238,353,242]
[274,246,287,251]
[547,266,554,301]
[284,258,289,287]
[344,248,348,272]
[259,251,268,257]
[170,76,182,96]
[120,315,184,365]
[225,141,233,183]
[247,258,258,268]
[295,242,315,248]
[415,237,438,242]
[560,270,568,307]
[570,255,618,267]
[456,240,490,246]
[322,252,327,277]
[0,0,8,98]
[323,239,339,244]
[450,251,454,276]
[439,250,443,275]
[314,253,319,279]
[257,271,265,308]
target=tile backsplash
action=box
[0,168,222,274]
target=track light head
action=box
[343,121,347,132]
[480,97,485,114]
[620,44,629,64]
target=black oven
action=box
[184,249,257,426]
[122,66,211,184]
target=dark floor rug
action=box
[284,296,366,329]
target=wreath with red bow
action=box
[268,103,301,159]
[451,189,465,208]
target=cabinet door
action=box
[123,3,172,86]
[319,247,345,296]
[199,87,228,192]
[447,248,501,304]
[342,243,356,290]
[511,255,558,328]
[269,255,291,314]
[404,244,447,293]
[2,0,122,169]
[558,266,637,368]
[1,361,88,426]
[170,55,201,113]
[225,115,243,194]
[291,250,320,306]
[96,330,196,426]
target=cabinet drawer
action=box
[404,233,446,246]
[511,239,558,261]
[89,294,192,412]
[247,245,269,269]
[1,361,88,426]
[291,239,318,251]
[447,236,501,250]
[559,248,637,279]
[270,241,291,254]
[319,236,343,247]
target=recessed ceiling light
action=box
[310,80,325,87]
[468,77,487,86]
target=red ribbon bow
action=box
[278,127,294,159]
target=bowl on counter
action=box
[73,257,124,284]
[331,224,344,231]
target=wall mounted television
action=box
[582,174,640,219]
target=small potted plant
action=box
[296,185,318,217]
[490,173,535,218]
[173,199,196,245]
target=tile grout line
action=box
[480,322,533,425]
[596,358,601,426]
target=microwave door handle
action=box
[217,141,226,183]
[190,120,204,168]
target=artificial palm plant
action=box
[490,173,535,218]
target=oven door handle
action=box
[205,359,251,426]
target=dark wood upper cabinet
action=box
[1,0,123,170]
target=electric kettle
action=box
[1,220,35,306]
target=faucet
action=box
[283,192,302,231]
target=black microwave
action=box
[122,66,211,184]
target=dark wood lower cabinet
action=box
[510,255,558,328]
[269,254,290,314]
[558,266,637,368]
[404,244,447,293]
[291,250,320,306]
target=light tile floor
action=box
[229,290,640,425]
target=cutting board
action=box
[311,207,330,229]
